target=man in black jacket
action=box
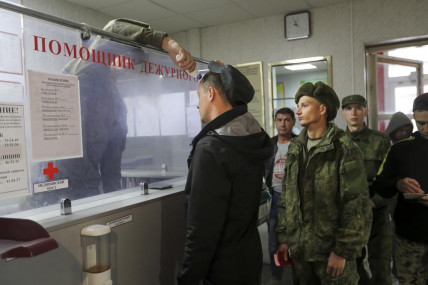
[264,107,296,284]
[177,61,273,285]
[373,93,428,284]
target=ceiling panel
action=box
[99,0,175,22]
[149,0,230,14]
[186,3,254,27]
[66,0,352,33]
[67,0,128,10]
[306,0,351,8]
[233,0,309,18]
[149,15,203,33]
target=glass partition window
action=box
[268,56,332,135]
[0,8,207,215]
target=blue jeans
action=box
[267,191,283,281]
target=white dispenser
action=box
[81,224,112,285]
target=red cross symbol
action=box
[43,162,58,180]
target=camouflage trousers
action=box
[356,206,392,285]
[292,256,359,285]
[394,235,428,285]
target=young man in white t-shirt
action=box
[265,107,296,284]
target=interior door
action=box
[366,54,423,130]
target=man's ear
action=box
[208,86,215,101]
[364,108,369,117]
[320,104,327,117]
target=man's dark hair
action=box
[275,107,295,120]
[201,72,226,97]
[413,93,428,112]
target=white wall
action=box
[172,0,428,129]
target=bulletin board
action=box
[235,61,265,129]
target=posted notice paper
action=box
[28,70,83,161]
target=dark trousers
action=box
[356,206,392,285]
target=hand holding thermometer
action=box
[175,53,203,80]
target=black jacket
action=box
[373,132,428,244]
[177,105,273,285]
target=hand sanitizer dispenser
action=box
[81,224,112,285]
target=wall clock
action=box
[284,11,311,40]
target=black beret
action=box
[208,61,254,107]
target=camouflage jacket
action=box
[276,123,372,261]
[345,126,391,208]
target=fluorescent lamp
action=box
[286,56,325,64]
[284,63,317,71]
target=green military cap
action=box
[295,81,340,121]
[341,94,367,109]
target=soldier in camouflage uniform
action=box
[341,95,392,285]
[275,82,372,284]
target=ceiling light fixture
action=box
[284,63,317,71]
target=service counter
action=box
[1,176,188,285]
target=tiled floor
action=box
[261,263,294,285]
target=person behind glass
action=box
[177,61,273,285]
[384,111,413,144]
[264,107,296,284]
[55,19,195,199]
[275,82,372,284]
[341,95,392,285]
[373,93,428,284]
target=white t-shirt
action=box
[271,141,290,193]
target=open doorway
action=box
[365,41,428,131]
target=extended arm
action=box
[162,36,196,72]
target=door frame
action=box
[365,53,423,130]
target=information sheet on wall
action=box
[0,103,29,198]
[235,62,265,128]
[28,70,83,161]
[0,31,23,75]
